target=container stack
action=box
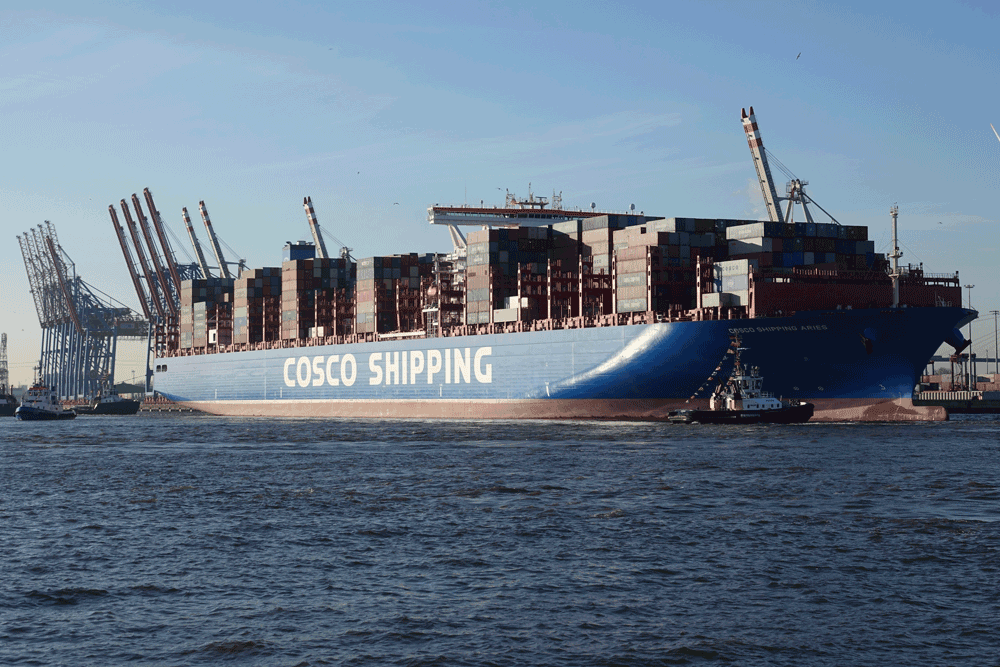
[355,254,432,334]
[233,268,281,344]
[547,260,580,320]
[725,222,874,270]
[581,214,656,274]
[282,257,356,340]
[178,278,235,349]
[703,259,757,308]
[466,228,551,325]
[548,219,582,268]
[312,258,356,338]
[611,223,707,312]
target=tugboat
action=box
[15,381,77,421]
[668,341,814,425]
[73,388,141,416]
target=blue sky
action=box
[3,1,999,385]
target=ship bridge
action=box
[429,186,614,254]
[427,204,606,228]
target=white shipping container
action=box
[714,258,759,277]
[493,308,518,323]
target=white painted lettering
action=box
[341,354,357,386]
[445,348,451,384]
[474,347,493,383]
[410,350,425,384]
[402,351,408,385]
[296,357,311,387]
[325,355,340,386]
[454,348,470,384]
[426,350,441,384]
[369,353,383,385]
[312,356,326,387]
[385,351,400,385]
[283,358,296,387]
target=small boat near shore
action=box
[668,341,814,425]
[15,382,76,421]
[73,391,141,416]
[1,384,17,417]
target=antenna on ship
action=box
[889,205,902,308]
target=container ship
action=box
[131,108,974,421]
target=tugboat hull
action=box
[74,399,141,415]
[15,406,77,421]
[668,402,814,425]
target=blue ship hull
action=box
[154,307,973,422]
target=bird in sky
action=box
[796,52,801,60]
[393,202,399,205]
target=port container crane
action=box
[18,222,147,399]
[132,194,177,316]
[741,106,840,225]
[182,207,213,279]
[144,188,184,298]
[741,106,785,223]
[1,334,10,392]
[119,200,168,321]
[303,196,330,259]
[303,196,353,260]
[108,205,155,321]
[199,201,232,280]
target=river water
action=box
[2,414,998,666]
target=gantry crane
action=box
[109,189,202,358]
[182,206,213,278]
[303,196,352,261]
[116,199,167,321]
[198,201,233,280]
[18,222,148,399]
[303,196,330,259]
[741,106,839,225]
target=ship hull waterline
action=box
[154,307,971,423]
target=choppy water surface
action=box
[2,414,999,666]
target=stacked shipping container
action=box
[282,257,356,339]
[178,278,235,349]
[175,213,896,349]
[233,268,281,344]
[725,221,873,270]
[356,254,433,334]
[466,228,551,325]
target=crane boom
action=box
[741,106,784,223]
[182,207,213,278]
[144,188,184,295]
[132,194,177,316]
[199,201,232,280]
[303,196,330,259]
[45,236,83,335]
[120,200,167,321]
[108,205,154,321]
